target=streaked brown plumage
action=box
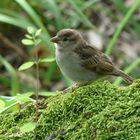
[50,29,133,84]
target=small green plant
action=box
[19,27,55,71]
[0,92,34,113]
[18,26,55,132]
[19,26,55,118]
[0,27,55,114]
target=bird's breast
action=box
[55,45,81,72]
[55,44,99,82]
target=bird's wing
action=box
[74,44,114,74]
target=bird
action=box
[50,28,133,85]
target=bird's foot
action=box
[62,83,80,94]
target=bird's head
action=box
[50,29,85,50]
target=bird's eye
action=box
[63,37,68,41]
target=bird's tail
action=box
[114,69,133,84]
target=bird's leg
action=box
[62,83,80,94]
[62,81,92,94]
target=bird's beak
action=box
[50,36,60,43]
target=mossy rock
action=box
[0,80,140,140]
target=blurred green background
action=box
[0,0,140,104]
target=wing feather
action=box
[74,44,114,75]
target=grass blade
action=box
[67,0,96,30]
[105,0,140,55]
[0,55,19,96]
[111,0,140,39]
[0,14,32,28]
[15,0,54,51]
[43,0,66,29]
[114,58,140,86]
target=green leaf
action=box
[18,61,34,71]
[15,93,35,104]
[39,91,56,96]
[0,96,14,102]
[25,34,32,39]
[0,93,35,113]
[21,39,34,45]
[0,100,5,110]
[35,29,42,37]
[22,92,34,97]
[39,57,55,63]
[27,26,35,34]
[35,38,41,46]
[20,122,36,133]
[0,102,19,113]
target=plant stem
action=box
[35,46,39,120]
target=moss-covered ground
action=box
[0,80,140,140]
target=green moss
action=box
[0,80,140,140]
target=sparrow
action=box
[50,29,133,85]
